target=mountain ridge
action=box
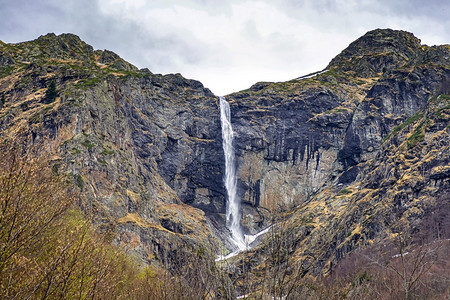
[0,28,449,296]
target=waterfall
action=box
[219,96,246,250]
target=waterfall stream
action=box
[219,96,246,250]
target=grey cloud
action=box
[269,0,449,44]
[276,0,449,18]
[56,0,209,70]
[0,0,66,42]
[242,20,262,42]
[377,0,449,19]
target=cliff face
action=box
[227,30,447,233]
[0,29,448,277]
[0,33,227,266]
[226,29,449,277]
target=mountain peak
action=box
[327,28,422,77]
[1,32,98,65]
[37,32,84,44]
[1,33,138,72]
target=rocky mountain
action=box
[0,29,449,292]
[0,33,226,266]
[225,29,449,283]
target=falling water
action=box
[219,96,246,250]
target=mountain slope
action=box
[0,29,449,293]
[0,33,227,267]
[224,29,449,287]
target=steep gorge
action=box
[0,29,449,289]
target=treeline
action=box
[232,210,450,299]
[0,144,130,299]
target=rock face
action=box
[225,29,450,279]
[0,29,449,279]
[0,33,227,266]
[228,82,351,232]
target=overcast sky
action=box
[1,0,449,95]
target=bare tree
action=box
[0,144,142,299]
[0,144,74,298]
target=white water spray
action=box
[219,96,246,250]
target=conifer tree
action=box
[44,80,58,103]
